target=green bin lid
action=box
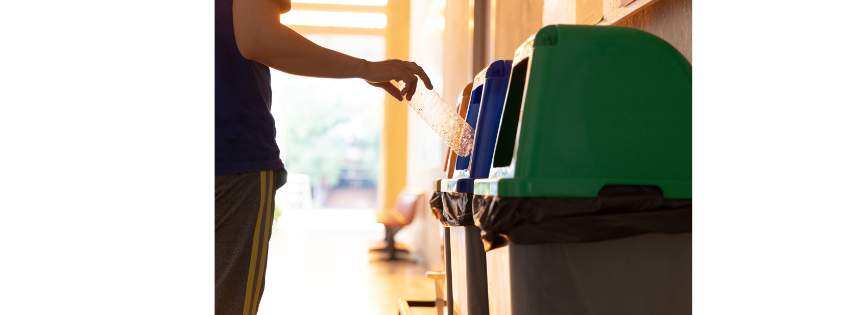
[475,25,691,199]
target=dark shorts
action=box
[215,168,287,315]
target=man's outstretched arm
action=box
[232,0,432,101]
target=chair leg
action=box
[371,226,409,260]
[370,225,393,253]
[387,226,398,260]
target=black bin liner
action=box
[429,191,447,223]
[473,185,692,251]
[441,191,476,226]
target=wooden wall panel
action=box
[489,0,544,62]
[542,0,691,62]
[613,0,691,62]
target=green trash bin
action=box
[473,25,692,315]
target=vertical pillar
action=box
[380,0,410,212]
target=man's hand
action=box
[362,60,433,102]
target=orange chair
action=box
[372,187,423,260]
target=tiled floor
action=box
[257,209,436,315]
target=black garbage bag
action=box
[473,185,692,252]
[440,191,476,226]
[429,191,448,223]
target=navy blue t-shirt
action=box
[215,0,284,175]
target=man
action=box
[215,0,433,314]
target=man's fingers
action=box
[404,62,433,90]
[382,83,403,101]
[397,75,410,98]
[366,80,403,101]
[362,60,432,101]
[400,69,418,101]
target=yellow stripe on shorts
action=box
[252,170,274,315]
[242,171,268,315]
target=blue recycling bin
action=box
[439,60,512,315]
[442,60,512,196]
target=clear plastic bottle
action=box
[399,78,474,157]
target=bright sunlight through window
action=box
[281,11,388,29]
[292,0,387,5]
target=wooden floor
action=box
[257,209,436,315]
